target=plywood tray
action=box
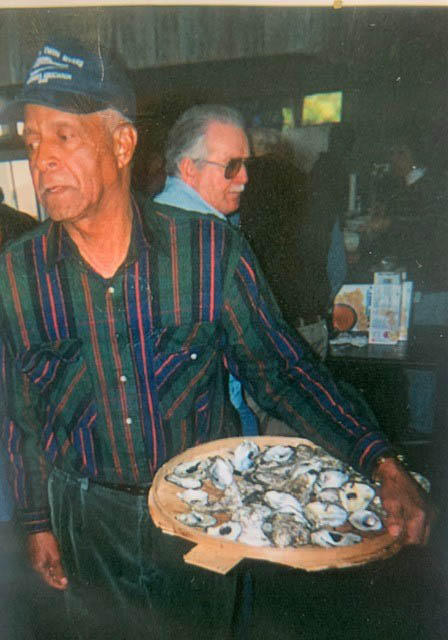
[148,437,402,574]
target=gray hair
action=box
[165,104,246,176]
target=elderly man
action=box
[0,41,432,640]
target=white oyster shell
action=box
[173,458,208,478]
[311,529,362,548]
[166,474,203,489]
[260,445,295,466]
[209,457,234,489]
[177,488,209,507]
[176,511,217,528]
[264,490,304,516]
[207,521,242,541]
[316,469,349,490]
[410,471,431,493]
[348,509,383,532]
[340,481,375,512]
[304,501,348,528]
[233,440,260,472]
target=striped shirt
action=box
[0,200,392,533]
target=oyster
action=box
[340,482,375,512]
[259,445,295,467]
[294,444,316,461]
[264,490,304,516]
[176,511,217,528]
[316,469,349,490]
[287,468,318,504]
[349,509,383,532]
[410,471,431,493]
[207,521,242,541]
[209,457,234,489]
[304,501,348,528]
[166,474,203,489]
[311,529,362,548]
[173,458,208,478]
[317,488,341,504]
[177,488,209,507]
[265,513,311,547]
[233,440,260,473]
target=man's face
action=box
[23,104,120,223]
[191,122,249,215]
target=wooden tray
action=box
[148,436,402,574]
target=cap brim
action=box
[0,90,113,123]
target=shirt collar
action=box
[45,195,149,271]
[154,175,227,221]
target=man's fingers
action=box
[40,561,68,590]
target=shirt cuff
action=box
[18,509,52,534]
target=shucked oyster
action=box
[348,509,383,532]
[311,529,362,548]
[207,521,242,541]
[264,512,311,547]
[263,490,304,517]
[176,511,217,528]
[209,457,234,489]
[233,440,260,473]
[340,482,375,512]
[304,501,348,528]
[166,474,203,489]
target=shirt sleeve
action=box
[221,241,394,478]
[0,339,52,533]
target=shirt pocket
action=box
[17,340,97,465]
[151,321,222,408]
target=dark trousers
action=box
[49,468,238,640]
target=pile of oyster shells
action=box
[166,441,429,549]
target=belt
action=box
[89,479,151,496]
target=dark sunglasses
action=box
[198,157,249,180]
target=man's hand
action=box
[376,457,436,545]
[27,531,68,590]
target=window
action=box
[0,153,42,220]
[301,91,343,126]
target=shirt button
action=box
[108,286,115,294]
[125,417,132,425]
[190,352,198,360]
[120,375,127,383]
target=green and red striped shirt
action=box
[0,200,392,533]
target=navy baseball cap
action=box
[2,38,136,122]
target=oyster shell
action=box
[209,457,234,489]
[177,488,209,507]
[304,501,348,528]
[263,490,304,516]
[317,488,341,504]
[176,511,217,528]
[166,474,203,489]
[311,529,362,548]
[207,521,242,541]
[173,458,208,478]
[259,445,295,467]
[410,471,431,493]
[349,509,383,532]
[265,513,311,547]
[316,469,349,490]
[233,440,260,473]
[340,482,375,512]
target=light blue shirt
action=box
[154,176,226,220]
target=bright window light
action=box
[302,91,343,126]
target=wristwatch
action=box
[372,453,407,485]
